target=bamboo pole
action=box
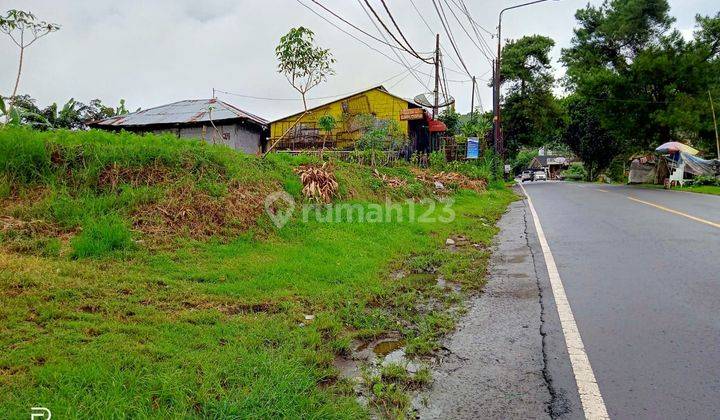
[263,111,309,157]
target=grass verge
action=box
[0,127,516,418]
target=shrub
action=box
[71,215,134,258]
[687,175,720,187]
[429,151,447,171]
[562,162,587,181]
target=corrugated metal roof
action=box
[91,99,268,127]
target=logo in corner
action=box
[31,407,51,420]
[264,191,296,229]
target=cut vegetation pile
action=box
[0,127,515,418]
[295,163,339,203]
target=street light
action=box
[493,0,559,157]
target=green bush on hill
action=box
[562,162,587,181]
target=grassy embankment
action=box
[0,128,515,418]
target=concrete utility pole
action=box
[495,0,557,157]
[710,91,719,159]
[470,76,476,117]
[433,34,440,119]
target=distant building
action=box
[268,85,444,153]
[529,155,569,180]
[89,99,268,154]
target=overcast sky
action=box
[0,0,716,120]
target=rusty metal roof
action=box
[91,99,268,127]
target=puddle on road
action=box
[373,339,405,357]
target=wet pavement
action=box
[418,200,551,419]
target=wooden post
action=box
[433,34,440,119]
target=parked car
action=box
[533,171,547,181]
[520,170,533,182]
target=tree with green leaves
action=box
[563,96,620,181]
[317,114,337,157]
[276,27,335,112]
[439,106,461,136]
[500,35,563,156]
[561,0,720,157]
[0,10,60,120]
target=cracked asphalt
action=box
[420,182,720,419]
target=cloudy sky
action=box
[0,0,716,120]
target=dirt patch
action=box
[98,162,174,191]
[0,215,60,236]
[412,169,487,192]
[132,181,271,240]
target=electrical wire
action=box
[431,0,472,78]
[407,0,466,75]
[442,0,494,63]
[306,0,418,55]
[451,0,496,37]
[358,0,432,91]
[362,0,434,63]
[215,64,421,102]
[295,0,473,85]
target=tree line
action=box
[494,0,719,180]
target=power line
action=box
[442,0,494,63]
[361,0,433,63]
[305,0,417,55]
[450,0,496,37]
[378,0,433,63]
[295,0,438,85]
[216,64,420,102]
[431,0,472,77]
[358,0,432,91]
[407,0,466,75]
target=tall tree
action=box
[276,27,335,111]
[563,96,620,180]
[561,0,720,156]
[0,10,60,118]
[500,35,563,156]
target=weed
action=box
[71,214,133,258]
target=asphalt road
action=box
[522,182,720,419]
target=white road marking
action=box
[520,184,610,419]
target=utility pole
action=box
[494,26,503,157]
[495,0,557,158]
[710,90,719,159]
[470,76,476,117]
[492,59,497,150]
[433,34,440,119]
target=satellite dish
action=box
[413,91,455,108]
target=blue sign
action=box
[466,137,479,159]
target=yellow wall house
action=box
[268,85,428,150]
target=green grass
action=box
[634,183,720,196]
[0,127,516,418]
[677,185,720,195]
[71,215,134,258]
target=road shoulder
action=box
[417,200,551,419]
